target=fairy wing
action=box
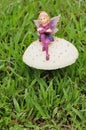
[50,14,61,34]
[34,20,39,28]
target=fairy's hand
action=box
[37,27,43,31]
[46,28,52,33]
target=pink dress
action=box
[38,24,54,60]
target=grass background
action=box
[0,0,86,129]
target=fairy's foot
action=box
[42,47,45,51]
[46,54,49,60]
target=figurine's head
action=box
[38,11,50,26]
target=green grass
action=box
[0,0,86,129]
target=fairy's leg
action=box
[45,39,50,60]
[40,34,46,51]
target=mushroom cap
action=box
[23,37,78,70]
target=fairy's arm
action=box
[37,27,46,34]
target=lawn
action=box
[0,0,86,130]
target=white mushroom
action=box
[23,37,78,70]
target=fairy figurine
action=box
[23,11,78,70]
[34,11,60,60]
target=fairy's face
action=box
[38,11,50,26]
